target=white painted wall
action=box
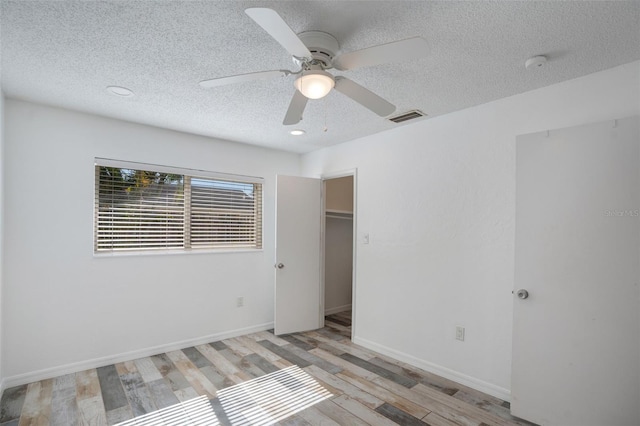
[301,60,640,399]
[0,92,4,390]
[2,100,300,384]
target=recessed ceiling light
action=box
[525,55,547,69]
[290,129,306,136]
[106,86,134,97]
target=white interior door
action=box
[274,175,322,335]
[512,117,640,426]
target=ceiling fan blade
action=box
[199,70,289,88]
[283,90,308,125]
[334,77,396,117]
[333,37,428,71]
[245,8,312,61]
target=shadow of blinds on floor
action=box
[115,365,332,425]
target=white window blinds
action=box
[95,160,263,253]
[189,177,263,249]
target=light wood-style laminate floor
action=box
[0,312,535,426]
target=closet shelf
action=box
[326,210,353,220]
[325,209,353,214]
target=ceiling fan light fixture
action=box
[294,70,335,99]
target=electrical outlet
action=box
[456,326,465,341]
[237,297,244,307]
[363,233,370,244]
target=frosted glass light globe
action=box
[294,70,335,99]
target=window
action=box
[94,159,263,253]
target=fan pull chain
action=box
[323,97,328,133]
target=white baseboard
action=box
[325,304,352,315]
[353,336,511,402]
[2,322,274,389]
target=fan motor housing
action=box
[294,31,340,68]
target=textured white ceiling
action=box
[1,1,639,153]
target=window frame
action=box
[94,158,264,256]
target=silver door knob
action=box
[516,289,529,299]
[276,263,285,269]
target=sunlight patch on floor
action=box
[115,365,332,425]
[115,394,218,425]
[218,365,332,425]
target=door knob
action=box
[516,289,529,299]
[276,263,285,269]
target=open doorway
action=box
[323,174,355,339]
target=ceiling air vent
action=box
[388,110,427,124]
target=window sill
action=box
[93,248,264,258]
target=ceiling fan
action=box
[199,8,428,126]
